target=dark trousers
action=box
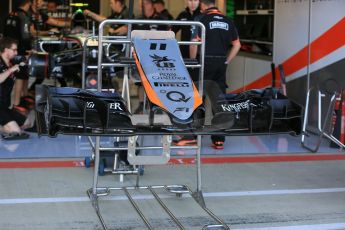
[190,57,227,143]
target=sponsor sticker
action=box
[209,21,228,30]
[220,100,249,112]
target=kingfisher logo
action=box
[221,100,249,112]
[150,54,175,68]
[109,102,123,111]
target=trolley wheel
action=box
[138,165,145,176]
[84,156,92,168]
[98,159,106,176]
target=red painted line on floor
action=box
[0,154,345,168]
[0,161,85,169]
[169,154,345,165]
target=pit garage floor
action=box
[1,133,345,229]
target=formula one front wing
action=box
[35,32,302,137]
[35,86,302,137]
[35,85,134,137]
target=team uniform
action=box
[3,8,32,80]
[191,7,240,145]
[192,7,239,90]
[134,12,167,31]
[30,8,49,32]
[0,57,26,127]
[108,6,130,35]
[172,7,201,58]
[158,9,173,21]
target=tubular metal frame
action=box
[301,87,345,152]
[81,35,139,179]
[84,19,229,229]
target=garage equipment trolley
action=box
[86,19,230,229]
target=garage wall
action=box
[273,0,345,104]
[273,0,345,130]
[227,0,345,102]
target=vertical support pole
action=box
[123,3,133,111]
[81,38,88,89]
[192,135,205,208]
[271,63,276,88]
[196,135,202,192]
[306,0,312,94]
[92,136,101,196]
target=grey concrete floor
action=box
[1,160,345,229]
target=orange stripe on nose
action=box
[133,50,167,110]
[192,83,203,110]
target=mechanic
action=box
[0,38,30,140]
[188,0,241,149]
[30,0,70,35]
[172,0,201,59]
[84,0,130,36]
[3,0,33,115]
[153,0,173,20]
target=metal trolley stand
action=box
[86,20,230,229]
[301,84,345,152]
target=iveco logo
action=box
[154,82,189,87]
[86,102,95,109]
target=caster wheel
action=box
[138,165,145,176]
[84,156,92,168]
[98,159,106,176]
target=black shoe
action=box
[1,132,29,140]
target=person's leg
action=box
[13,79,30,115]
[13,79,24,106]
[22,79,28,97]
[0,106,24,134]
[0,108,30,139]
[13,68,30,115]
[2,121,22,134]
[205,60,228,149]
[1,120,30,140]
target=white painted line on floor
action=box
[1,187,345,205]
[203,187,345,197]
[236,222,345,230]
